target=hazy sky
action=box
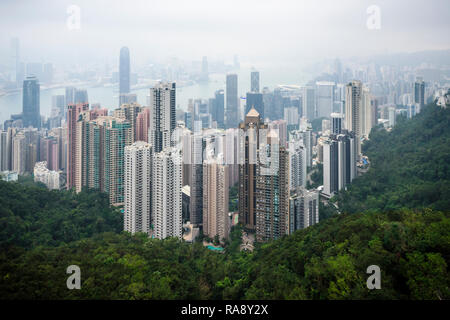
[0,0,449,68]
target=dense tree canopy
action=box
[335,103,450,213]
[0,181,122,249]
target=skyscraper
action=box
[66,103,89,189]
[149,82,176,153]
[22,76,40,129]
[323,131,356,198]
[203,158,230,241]
[345,80,362,155]
[124,141,152,235]
[289,140,307,189]
[225,74,238,128]
[152,147,182,240]
[10,37,22,87]
[52,95,66,118]
[255,129,289,242]
[245,92,264,119]
[74,89,89,104]
[238,107,267,231]
[12,132,26,174]
[290,127,313,168]
[135,107,151,142]
[99,116,133,204]
[251,71,260,93]
[323,138,338,197]
[0,131,8,171]
[211,89,225,128]
[301,86,315,121]
[119,46,130,96]
[414,78,425,112]
[189,132,204,226]
[113,102,142,141]
[315,81,335,119]
[289,187,319,233]
[331,112,343,135]
[200,56,208,82]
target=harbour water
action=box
[0,66,308,124]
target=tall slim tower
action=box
[255,129,289,242]
[135,107,151,142]
[345,80,362,155]
[66,103,89,189]
[22,75,40,129]
[323,138,338,197]
[124,141,152,235]
[152,147,182,239]
[200,56,209,82]
[119,47,130,95]
[225,74,238,128]
[149,82,176,153]
[211,89,225,128]
[10,37,21,86]
[100,117,133,204]
[302,86,316,120]
[414,78,425,112]
[289,140,307,189]
[251,71,260,93]
[238,107,267,230]
[203,158,230,241]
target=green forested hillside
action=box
[0,181,122,249]
[336,103,450,213]
[0,208,448,299]
[0,103,449,300]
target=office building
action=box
[22,76,40,129]
[74,89,88,104]
[119,46,130,95]
[251,70,260,93]
[246,92,264,119]
[211,89,225,128]
[414,78,425,111]
[315,81,335,118]
[225,74,238,128]
[302,86,316,120]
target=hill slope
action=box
[336,103,450,213]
